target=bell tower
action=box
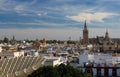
[105,29,109,41]
[83,20,89,45]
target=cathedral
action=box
[82,20,89,45]
[81,21,120,52]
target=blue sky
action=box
[0,0,120,40]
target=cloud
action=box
[54,0,74,2]
[67,12,118,23]
[97,0,120,2]
[0,0,120,32]
[0,0,15,11]
[37,12,47,16]
[0,0,8,7]
[15,5,26,13]
[0,21,71,28]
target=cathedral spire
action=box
[105,29,110,41]
[83,20,89,45]
[106,29,108,34]
[105,29,109,38]
[12,35,15,41]
[84,20,87,29]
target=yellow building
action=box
[42,38,46,47]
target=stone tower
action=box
[104,29,110,41]
[83,20,89,45]
[42,38,46,47]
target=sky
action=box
[0,0,120,40]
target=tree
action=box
[28,66,60,77]
[28,64,92,77]
[3,37,9,43]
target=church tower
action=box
[105,29,109,40]
[83,20,89,45]
[42,38,46,47]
